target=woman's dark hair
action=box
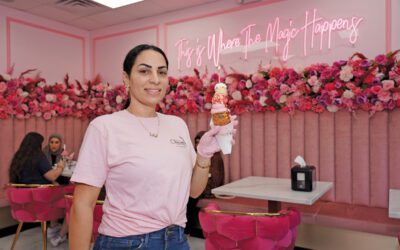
[9,132,45,183]
[123,44,169,109]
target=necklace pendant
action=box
[150,133,158,138]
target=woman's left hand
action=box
[197,115,238,158]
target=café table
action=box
[389,189,400,219]
[212,176,333,212]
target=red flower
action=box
[324,82,336,91]
[364,74,375,85]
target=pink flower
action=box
[382,80,395,91]
[251,72,264,83]
[393,92,400,100]
[43,112,52,120]
[370,85,382,95]
[377,90,391,102]
[307,76,320,86]
[0,82,6,93]
[280,84,290,93]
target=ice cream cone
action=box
[210,121,233,155]
[212,111,231,126]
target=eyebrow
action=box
[138,63,167,70]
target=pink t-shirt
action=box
[71,110,196,237]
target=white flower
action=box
[312,85,321,93]
[376,73,385,80]
[204,103,212,109]
[259,96,268,107]
[20,91,29,98]
[232,91,242,100]
[48,81,56,87]
[327,105,339,112]
[339,65,353,82]
[342,90,354,99]
[62,95,69,101]
[45,94,56,102]
[116,95,123,104]
[37,81,46,88]
[245,79,253,89]
[104,105,112,112]
[279,95,287,103]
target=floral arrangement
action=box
[0,72,127,120]
[0,50,399,120]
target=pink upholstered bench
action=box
[198,198,400,237]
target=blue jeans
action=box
[93,225,190,250]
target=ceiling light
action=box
[91,0,143,9]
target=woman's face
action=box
[49,138,61,153]
[123,50,169,109]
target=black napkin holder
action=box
[291,165,316,192]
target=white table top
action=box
[212,176,333,205]
[389,189,400,219]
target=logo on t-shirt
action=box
[170,136,186,147]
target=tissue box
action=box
[291,165,316,192]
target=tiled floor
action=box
[0,227,205,250]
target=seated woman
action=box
[8,132,68,247]
[43,133,70,185]
[185,131,225,236]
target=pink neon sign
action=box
[174,8,364,70]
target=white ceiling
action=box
[0,0,232,30]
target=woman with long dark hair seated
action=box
[9,131,68,246]
[9,132,65,184]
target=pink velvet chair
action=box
[6,184,66,250]
[65,194,104,242]
[199,203,301,250]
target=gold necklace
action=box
[135,114,160,138]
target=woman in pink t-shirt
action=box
[69,44,236,250]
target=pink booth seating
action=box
[6,184,67,250]
[65,194,104,242]
[199,202,301,250]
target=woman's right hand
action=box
[57,159,65,170]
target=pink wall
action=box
[92,26,159,83]
[2,111,399,208]
[91,0,399,82]
[0,0,399,209]
[0,5,90,83]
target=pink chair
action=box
[6,183,66,250]
[65,194,104,242]
[199,203,301,250]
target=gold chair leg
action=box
[10,221,23,250]
[41,221,47,250]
